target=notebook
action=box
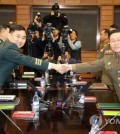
[89,83,108,90]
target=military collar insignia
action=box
[105,50,114,55]
[0,39,3,44]
[108,62,111,65]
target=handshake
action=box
[51,63,73,74]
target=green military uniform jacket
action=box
[72,50,120,101]
[0,40,49,89]
[97,43,113,86]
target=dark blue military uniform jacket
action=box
[0,40,49,89]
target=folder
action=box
[100,131,117,134]
[12,111,35,120]
[0,95,16,102]
[97,103,120,110]
[0,104,15,110]
[85,96,97,103]
[102,110,120,116]
[0,97,20,106]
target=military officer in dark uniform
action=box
[65,28,120,101]
[0,24,66,91]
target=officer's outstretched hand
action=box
[51,64,69,74]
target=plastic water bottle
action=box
[45,70,49,79]
[79,93,85,104]
[89,124,100,134]
[89,116,100,134]
[40,74,46,88]
[70,70,74,76]
[32,91,40,130]
[72,74,77,85]
[32,91,39,120]
[45,70,50,85]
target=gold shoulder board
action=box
[104,50,114,55]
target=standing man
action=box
[0,25,9,44]
[68,29,82,62]
[96,29,113,89]
[0,24,66,91]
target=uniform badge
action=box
[0,39,2,44]
[108,62,111,65]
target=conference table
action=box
[0,73,119,134]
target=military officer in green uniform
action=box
[65,28,120,101]
[0,24,65,91]
[96,28,113,90]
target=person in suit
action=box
[64,28,120,101]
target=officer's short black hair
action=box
[9,24,26,33]
[110,24,120,29]
[110,28,120,37]
[0,25,9,32]
[69,29,78,36]
[103,28,110,37]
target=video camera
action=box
[26,30,36,41]
[44,23,54,41]
[52,3,60,17]
[60,45,67,63]
[61,26,73,43]
[36,12,42,22]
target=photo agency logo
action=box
[89,114,120,126]
[89,114,102,127]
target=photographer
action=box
[57,50,77,64]
[28,12,43,35]
[41,24,61,60]
[23,29,43,58]
[68,29,82,62]
[43,3,68,30]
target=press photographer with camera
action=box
[23,29,44,58]
[58,27,81,62]
[27,12,43,36]
[41,23,61,61]
[67,29,82,63]
[43,3,68,31]
[57,50,77,64]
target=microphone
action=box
[80,81,92,93]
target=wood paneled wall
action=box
[0,0,119,62]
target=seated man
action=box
[57,51,77,64]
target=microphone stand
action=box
[0,109,23,134]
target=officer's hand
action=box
[62,64,72,72]
[51,11,54,16]
[43,52,48,58]
[51,64,67,74]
